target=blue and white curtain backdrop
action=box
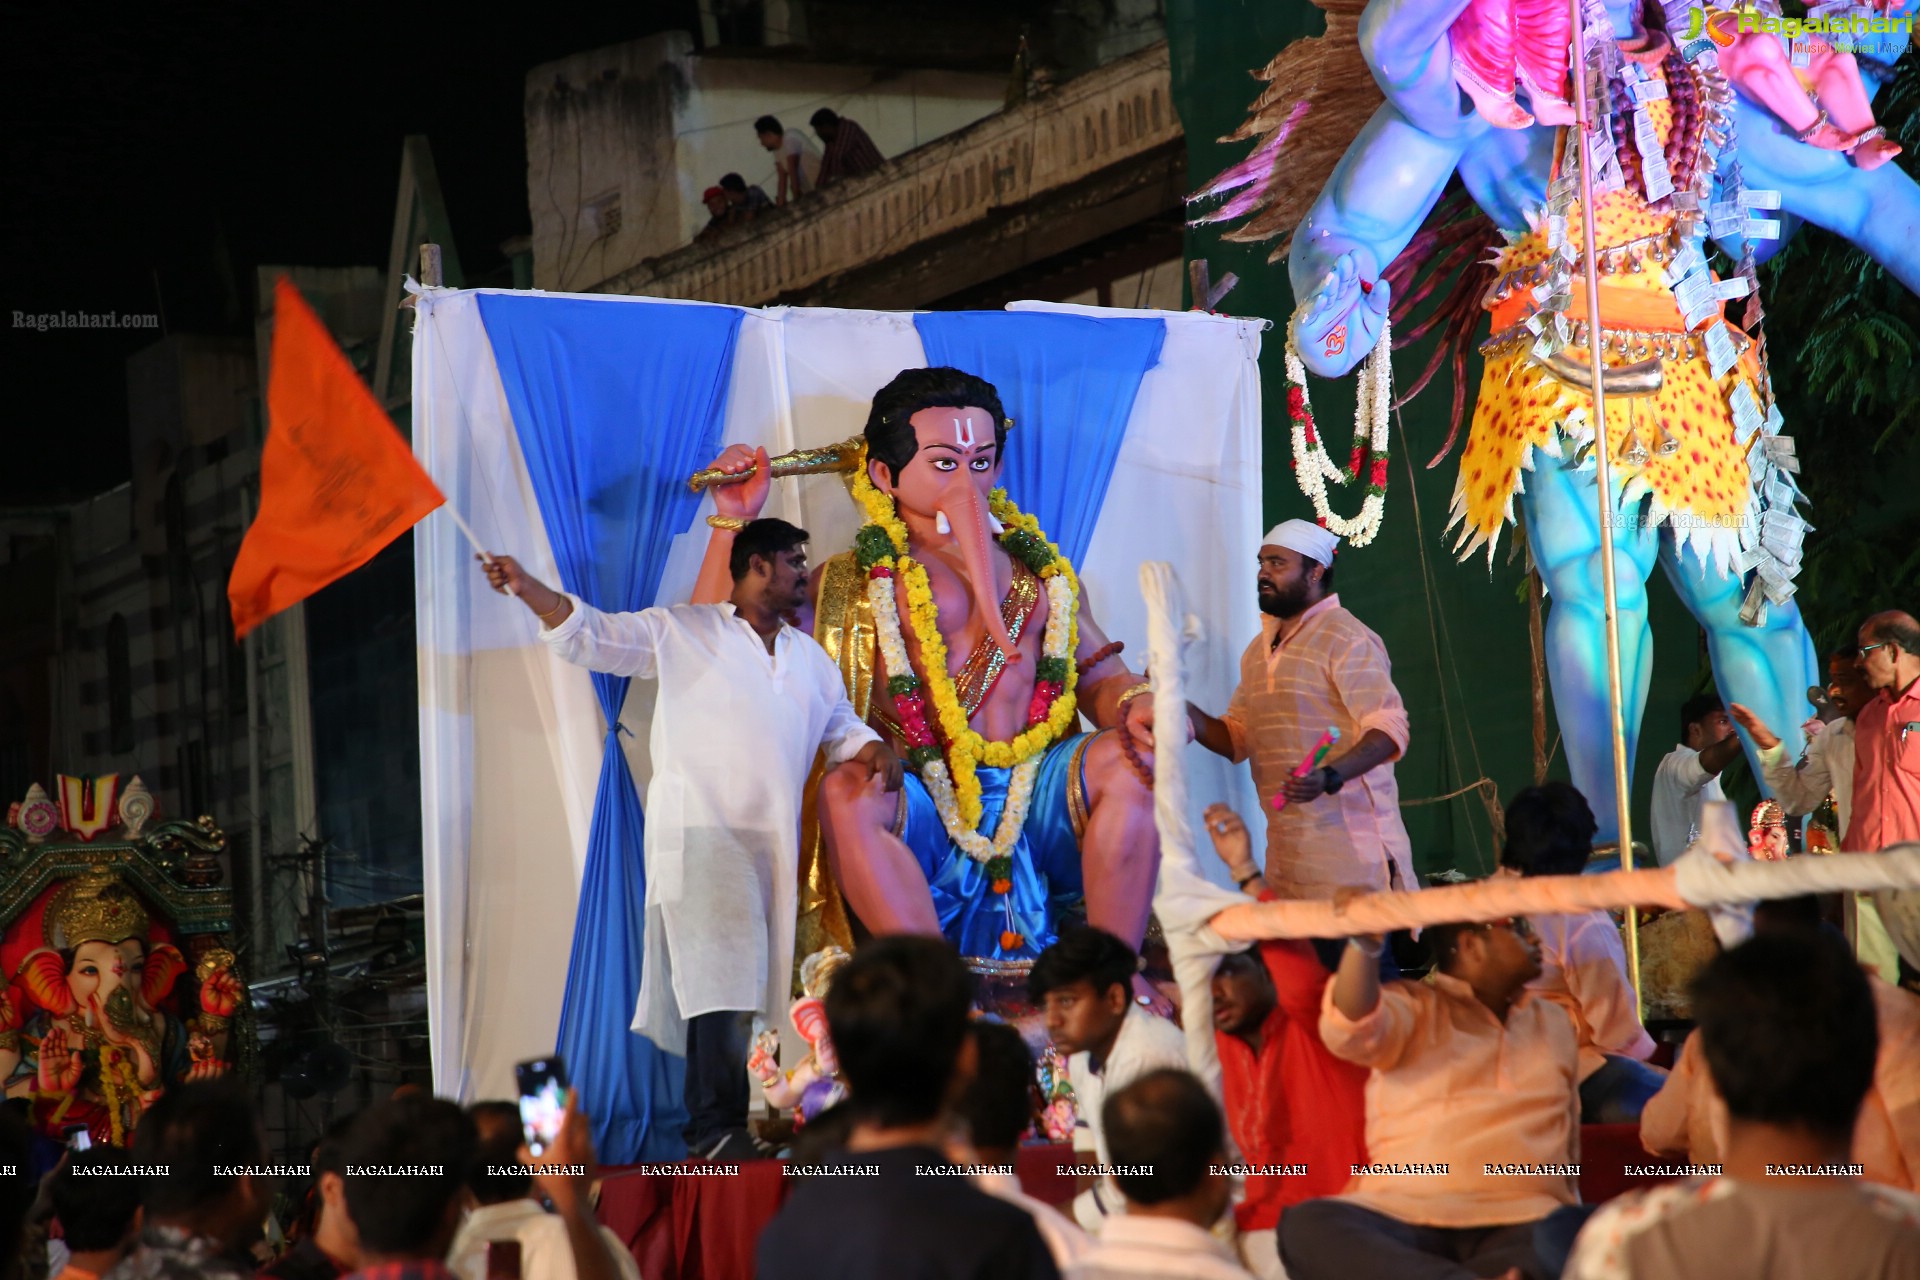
[413,290,1267,1162]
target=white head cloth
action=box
[1262,518,1339,567]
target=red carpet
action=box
[595,1127,1670,1280]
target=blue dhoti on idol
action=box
[894,731,1097,961]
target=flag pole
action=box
[441,502,491,562]
[409,240,498,572]
[1570,0,1641,1001]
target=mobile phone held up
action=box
[63,1123,91,1152]
[515,1055,569,1158]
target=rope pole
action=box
[1570,0,1642,1003]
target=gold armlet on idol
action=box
[199,1012,231,1033]
[707,515,748,531]
[1114,681,1153,712]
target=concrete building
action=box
[0,267,410,982]
[525,31,1010,291]
[566,38,1188,313]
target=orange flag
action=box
[228,278,445,638]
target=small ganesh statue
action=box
[1748,798,1790,861]
[748,945,851,1126]
[0,871,243,1147]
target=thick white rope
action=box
[1141,562,1245,1095]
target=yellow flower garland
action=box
[849,445,1082,831]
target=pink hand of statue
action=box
[747,1030,782,1085]
[185,1057,231,1082]
[38,1025,82,1094]
[1121,691,1193,752]
[200,968,244,1018]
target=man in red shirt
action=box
[1851,610,1920,851]
[1213,944,1369,1280]
[1205,803,1371,1280]
[1846,610,1920,981]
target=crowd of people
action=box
[13,406,1911,1276]
[4,1078,632,1280]
[697,109,886,242]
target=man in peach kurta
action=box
[1191,521,1416,900]
[1280,914,1579,1280]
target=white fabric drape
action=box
[415,290,1266,1102]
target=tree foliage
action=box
[1755,52,1920,660]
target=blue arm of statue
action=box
[1722,0,1920,280]
[1289,0,1501,377]
[1726,101,1920,294]
[1357,0,1479,129]
[1288,105,1474,377]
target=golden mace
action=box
[686,439,864,493]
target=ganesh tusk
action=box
[1529,352,1665,397]
[986,512,1006,535]
[936,510,953,536]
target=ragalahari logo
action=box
[1682,6,1742,48]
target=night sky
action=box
[2,3,696,502]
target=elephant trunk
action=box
[936,480,1020,663]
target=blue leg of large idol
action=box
[1656,537,1818,789]
[1520,455,1663,846]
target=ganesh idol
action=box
[0,871,242,1146]
[695,367,1166,1006]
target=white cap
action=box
[1262,518,1339,567]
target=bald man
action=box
[1188,520,1417,901]
[1850,610,1920,982]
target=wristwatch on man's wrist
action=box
[1321,765,1344,795]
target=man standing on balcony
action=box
[754,115,819,205]
[812,109,884,185]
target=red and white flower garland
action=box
[1285,315,1394,547]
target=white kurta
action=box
[540,598,879,1053]
[1759,717,1856,836]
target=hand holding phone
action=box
[515,1056,569,1158]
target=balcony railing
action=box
[590,40,1181,306]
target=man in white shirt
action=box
[1733,651,1886,977]
[753,114,820,204]
[483,518,901,1160]
[1733,647,1870,841]
[951,1021,1092,1270]
[1068,1069,1253,1280]
[448,1102,641,1280]
[1029,927,1188,1231]
[1650,694,1743,865]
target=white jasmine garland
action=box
[865,571,1063,865]
[1285,314,1394,547]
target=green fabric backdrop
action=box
[1166,0,1712,877]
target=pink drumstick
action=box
[1271,726,1340,811]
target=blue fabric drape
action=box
[914,312,1165,563]
[479,295,744,1162]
